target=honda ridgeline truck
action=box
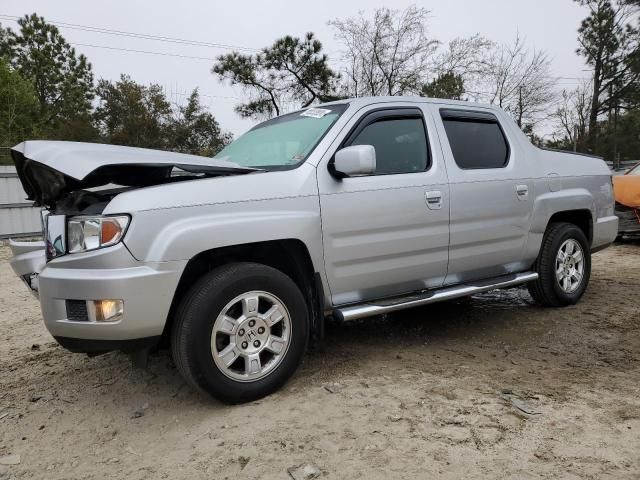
[9,97,618,403]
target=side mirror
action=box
[333,145,376,177]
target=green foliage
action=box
[213,33,340,119]
[94,75,173,149]
[421,72,465,100]
[1,15,229,157]
[575,0,640,149]
[95,76,231,154]
[2,14,96,140]
[170,89,232,156]
[0,57,40,150]
[595,109,640,160]
[0,24,10,57]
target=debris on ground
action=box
[501,390,541,415]
[0,454,21,465]
[131,402,149,419]
[238,456,250,470]
[323,383,343,394]
[124,446,142,457]
[287,463,321,480]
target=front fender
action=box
[123,196,325,273]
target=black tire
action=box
[171,262,309,404]
[528,222,591,307]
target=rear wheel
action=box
[171,262,309,403]
[528,222,591,307]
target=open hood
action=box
[11,141,259,207]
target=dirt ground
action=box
[0,243,639,480]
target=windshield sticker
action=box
[301,108,332,118]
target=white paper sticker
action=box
[300,108,332,118]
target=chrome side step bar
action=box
[334,272,539,322]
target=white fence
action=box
[0,165,42,239]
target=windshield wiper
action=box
[176,164,265,176]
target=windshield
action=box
[213,104,347,170]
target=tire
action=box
[528,222,591,307]
[171,262,309,404]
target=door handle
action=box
[516,184,529,200]
[425,190,442,210]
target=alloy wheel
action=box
[211,291,291,382]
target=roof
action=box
[318,95,499,112]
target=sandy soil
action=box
[0,243,639,479]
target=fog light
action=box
[92,300,124,322]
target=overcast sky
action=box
[2,0,591,137]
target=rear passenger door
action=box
[317,105,450,306]
[432,107,534,284]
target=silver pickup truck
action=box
[8,97,618,403]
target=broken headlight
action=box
[67,215,130,254]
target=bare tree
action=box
[329,6,439,97]
[433,34,495,98]
[483,35,557,130]
[551,81,593,149]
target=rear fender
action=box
[525,188,595,262]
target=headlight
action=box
[67,215,130,254]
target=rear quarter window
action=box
[442,116,509,170]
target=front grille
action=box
[66,300,89,322]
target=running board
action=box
[334,272,538,322]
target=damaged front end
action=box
[9,238,46,297]
[8,140,260,295]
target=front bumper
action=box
[615,204,640,235]
[10,241,187,344]
[9,240,46,296]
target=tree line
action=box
[1,1,639,165]
[0,14,231,162]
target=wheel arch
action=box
[164,239,325,345]
[546,209,593,244]
[524,187,596,267]
[530,189,595,234]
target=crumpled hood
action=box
[613,174,640,208]
[11,140,258,207]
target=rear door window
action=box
[441,110,509,169]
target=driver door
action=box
[317,105,450,306]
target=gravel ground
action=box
[0,242,639,479]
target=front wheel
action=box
[528,222,591,307]
[171,263,309,404]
